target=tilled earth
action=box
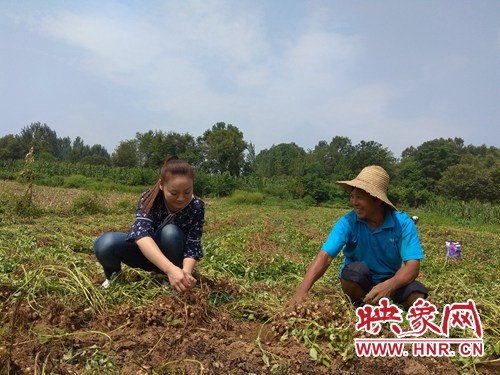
[0,279,472,375]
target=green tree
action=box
[300,173,331,203]
[80,155,111,166]
[135,130,200,169]
[407,137,464,190]
[57,136,73,161]
[393,158,427,190]
[437,163,499,202]
[89,144,110,159]
[309,136,353,179]
[390,157,431,207]
[0,134,24,160]
[349,140,396,174]
[18,122,59,158]
[242,142,256,176]
[112,140,139,167]
[401,145,417,159]
[254,143,306,177]
[198,122,247,176]
[135,130,163,168]
[70,136,93,162]
[161,131,200,167]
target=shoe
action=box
[101,271,122,289]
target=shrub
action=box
[278,198,311,210]
[300,175,331,203]
[228,190,265,205]
[0,194,43,217]
[113,199,136,213]
[389,186,433,208]
[127,168,157,186]
[302,195,317,207]
[64,175,92,189]
[71,192,106,215]
[423,197,499,225]
[193,172,214,198]
[211,172,238,197]
[437,164,499,202]
[38,175,65,187]
[0,170,16,180]
[262,178,296,200]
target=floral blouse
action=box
[126,191,205,260]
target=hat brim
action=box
[336,180,397,211]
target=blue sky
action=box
[1,0,499,158]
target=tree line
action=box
[1,121,499,205]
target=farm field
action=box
[0,180,498,374]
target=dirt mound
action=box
[0,280,465,374]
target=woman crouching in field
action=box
[94,156,204,293]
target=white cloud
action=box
[34,11,162,77]
[330,84,394,124]
[20,2,270,105]
[1,0,498,155]
[19,1,366,139]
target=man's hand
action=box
[363,279,395,305]
[168,266,197,293]
[363,260,421,305]
[286,288,308,311]
[285,250,333,310]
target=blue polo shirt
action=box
[321,210,424,284]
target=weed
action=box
[61,344,117,373]
[422,198,500,226]
[16,146,35,204]
[228,189,265,205]
[0,187,498,373]
[71,192,106,215]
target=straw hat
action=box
[336,165,397,210]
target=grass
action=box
[0,179,498,373]
[195,195,500,369]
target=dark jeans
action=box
[94,224,185,279]
[341,261,428,304]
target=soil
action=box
[0,181,495,374]
[1,277,487,375]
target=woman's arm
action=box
[136,237,195,293]
[182,257,197,274]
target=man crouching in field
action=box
[289,166,428,309]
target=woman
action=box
[94,156,204,293]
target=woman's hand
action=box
[168,266,196,293]
[182,270,197,289]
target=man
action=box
[290,165,427,309]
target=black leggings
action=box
[341,261,428,303]
[93,224,185,279]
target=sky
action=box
[1,0,499,158]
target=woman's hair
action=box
[140,156,194,214]
[159,156,194,182]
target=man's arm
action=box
[363,259,420,304]
[289,250,334,306]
